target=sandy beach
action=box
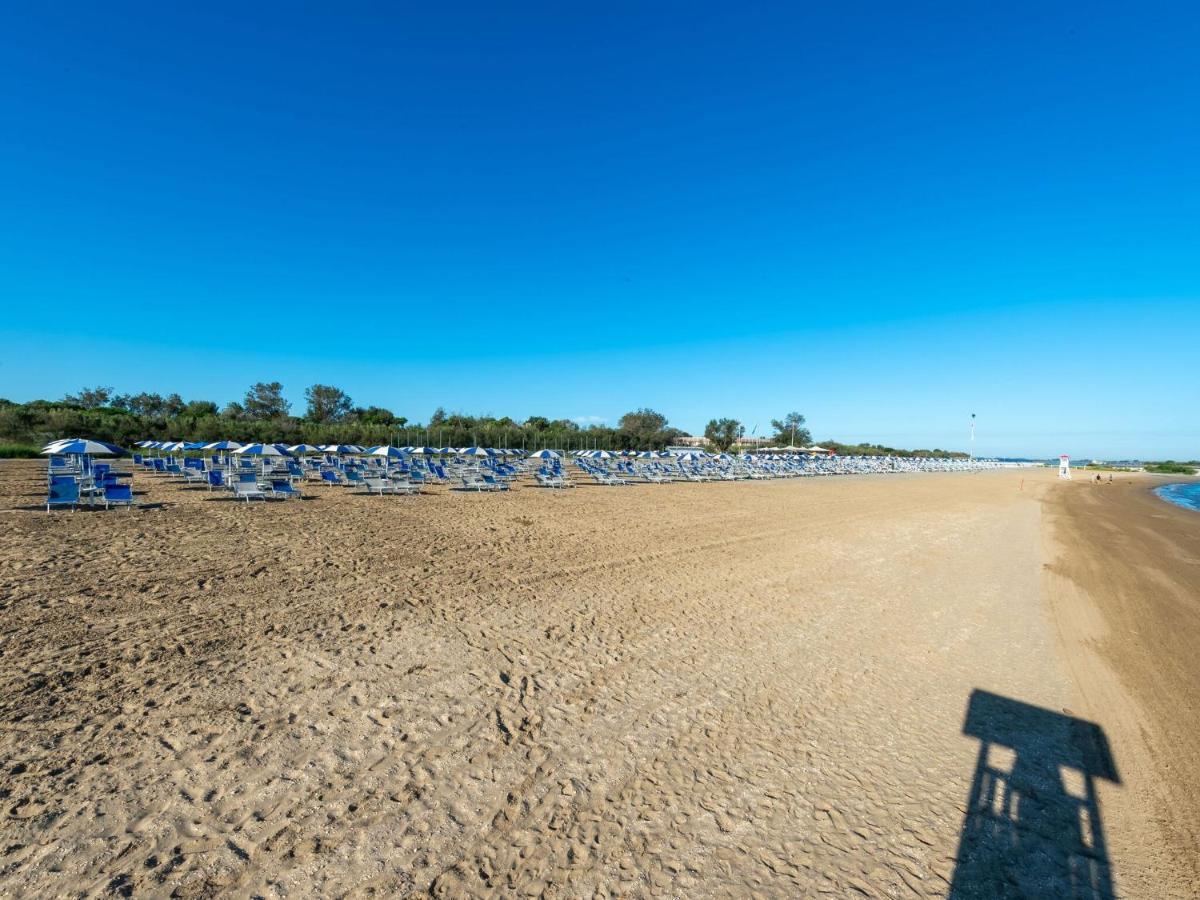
[0,462,1196,898]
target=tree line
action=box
[0,387,965,458]
[0,386,686,453]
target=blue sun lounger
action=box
[102,482,135,510]
[47,478,80,512]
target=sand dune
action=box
[0,462,1194,897]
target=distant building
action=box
[671,434,773,450]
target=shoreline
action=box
[1042,474,1200,894]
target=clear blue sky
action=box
[1,3,1197,458]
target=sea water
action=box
[1154,482,1200,512]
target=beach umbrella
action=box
[675,451,705,462]
[285,443,319,454]
[202,440,243,451]
[41,438,124,456]
[408,446,437,455]
[716,453,733,461]
[528,449,561,460]
[458,447,492,457]
[369,445,408,459]
[234,443,284,456]
[636,451,657,459]
[587,450,613,459]
[183,441,209,450]
[320,444,358,454]
[134,439,158,448]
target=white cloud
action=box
[571,415,607,426]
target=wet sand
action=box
[0,461,1195,897]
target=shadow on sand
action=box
[950,690,1119,899]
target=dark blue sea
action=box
[1154,482,1200,512]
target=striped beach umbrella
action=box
[42,438,124,456]
[234,443,284,456]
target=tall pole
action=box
[969,413,976,459]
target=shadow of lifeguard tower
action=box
[950,690,1120,899]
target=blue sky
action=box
[1,3,1197,458]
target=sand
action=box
[0,462,1195,897]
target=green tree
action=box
[704,418,744,452]
[617,408,676,449]
[63,386,113,409]
[770,411,811,447]
[304,384,353,423]
[182,400,219,418]
[243,382,289,419]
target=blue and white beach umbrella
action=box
[587,450,613,459]
[369,445,408,459]
[234,443,284,456]
[636,451,657,459]
[42,438,124,456]
[408,446,437,455]
[286,443,319,454]
[320,444,358,454]
[203,440,244,451]
[528,449,560,460]
[458,447,492,457]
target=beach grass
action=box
[0,443,40,459]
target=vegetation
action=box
[704,418,744,452]
[816,441,968,459]
[2,390,972,458]
[0,388,684,453]
[1145,461,1197,475]
[770,411,811,447]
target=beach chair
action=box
[270,479,302,500]
[321,469,345,486]
[233,480,267,502]
[361,476,398,495]
[207,470,228,491]
[457,473,489,491]
[182,467,208,485]
[101,482,135,510]
[481,473,509,491]
[46,479,80,512]
[391,479,421,495]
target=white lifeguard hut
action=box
[1058,455,1071,479]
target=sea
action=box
[1154,482,1200,512]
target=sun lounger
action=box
[361,476,398,495]
[270,479,302,500]
[481,474,509,491]
[457,474,493,491]
[101,482,135,510]
[46,479,80,512]
[233,480,267,502]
